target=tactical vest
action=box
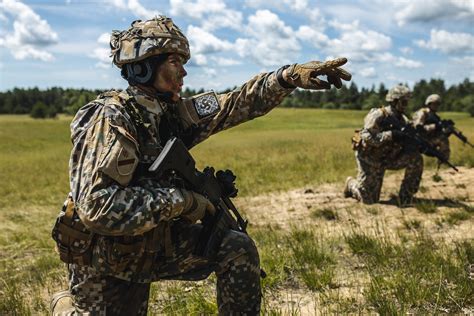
[52,89,187,272]
[351,105,389,151]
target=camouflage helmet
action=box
[110,16,190,67]
[425,94,441,105]
[385,84,412,102]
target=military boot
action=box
[343,176,354,198]
[50,290,75,316]
[398,193,413,207]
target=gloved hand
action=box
[283,57,352,90]
[434,121,444,132]
[180,189,215,223]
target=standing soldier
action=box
[51,16,351,315]
[344,84,423,205]
[412,94,450,162]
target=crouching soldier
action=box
[344,84,423,205]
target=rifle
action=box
[403,125,458,172]
[149,137,266,278]
[439,119,474,148]
[382,116,459,172]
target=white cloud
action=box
[394,0,474,26]
[416,29,474,54]
[95,61,112,69]
[395,57,423,69]
[105,0,160,19]
[245,0,324,26]
[451,55,474,64]
[0,0,58,61]
[235,10,301,67]
[211,56,242,66]
[89,33,112,68]
[204,68,217,77]
[324,20,392,63]
[97,32,110,45]
[128,0,159,19]
[188,53,208,66]
[90,47,110,64]
[170,0,242,31]
[400,47,413,55]
[359,67,376,78]
[186,25,233,54]
[295,25,329,49]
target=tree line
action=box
[0,78,472,118]
[280,78,474,115]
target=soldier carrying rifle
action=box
[412,94,473,170]
[344,85,458,206]
[50,15,351,316]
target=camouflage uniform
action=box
[412,107,450,161]
[346,105,423,204]
[53,72,294,315]
[52,15,353,315]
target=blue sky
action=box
[0,0,473,92]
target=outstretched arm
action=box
[189,58,351,146]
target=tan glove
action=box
[284,57,352,90]
[180,189,216,223]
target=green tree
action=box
[362,93,381,110]
[30,101,49,119]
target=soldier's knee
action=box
[219,230,260,265]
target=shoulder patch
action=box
[179,91,221,128]
[116,146,138,176]
[189,91,221,119]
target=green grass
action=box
[0,110,473,314]
[446,210,472,225]
[346,230,474,314]
[286,228,336,291]
[403,219,422,230]
[310,207,338,221]
[415,200,438,214]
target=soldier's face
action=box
[395,98,408,113]
[154,53,187,102]
[429,101,440,111]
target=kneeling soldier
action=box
[51,16,351,315]
[345,84,423,205]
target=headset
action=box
[121,54,169,86]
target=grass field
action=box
[0,109,473,314]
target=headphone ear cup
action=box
[122,60,155,85]
[134,61,153,84]
[133,63,143,75]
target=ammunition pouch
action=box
[351,129,363,151]
[52,197,94,266]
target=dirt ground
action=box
[235,167,474,314]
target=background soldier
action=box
[412,94,450,162]
[51,16,351,315]
[344,84,423,205]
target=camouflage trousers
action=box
[346,150,423,204]
[429,136,450,162]
[61,223,261,315]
